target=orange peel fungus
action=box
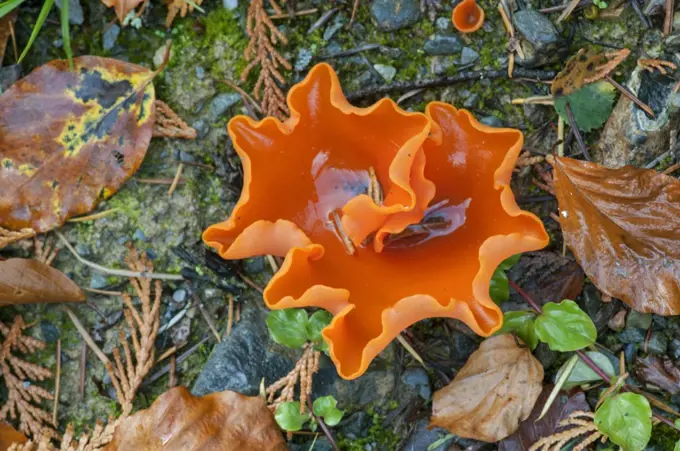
[452,0,485,33]
[203,63,548,380]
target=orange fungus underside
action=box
[203,63,548,380]
[452,0,485,33]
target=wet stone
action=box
[339,411,372,440]
[208,93,241,122]
[423,34,463,55]
[295,48,313,72]
[55,0,84,25]
[460,47,480,65]
[648,332,668,355]
[172,289,187,303]
[401,367,432,400]
[89,273,108,289]
[535,342,558,370]
[669,338,680,360]
[243,256,265,274]
[192,119,209,139]
[619,327,646,344]
[40,321,61,343]
[627,310,653,330]
[436,16,451,31]
[0,65,21,94]
[512,10,561,68]
[371,0,422,31]
[102,24,120,51]
[402,419,451,451]
[223,0,238,9]
[480,115,504,127]
[374,64,397,82]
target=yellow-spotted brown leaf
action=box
[0,56,155,233]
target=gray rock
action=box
[402,419,451,451]
[463,93,479,108]
[618,327,646,344]
[371,0,421,31]
[192,302,294,396]
[40,321,61,343]
[374,64,397,82]
[424,34,462,55]
[313,360,397,410]
[55,0,84,25]
[436,17,451,31]
[665,32,680,51]
[648,332,668,355]
[102,24,120,51]
[401,368,432,400]
[460,47,479,65]
[595,67,680,168]
[513,10,561,68]
[223,0,238,9]
[535,342,558,369]
[669,338,680,360]
[192,119,209,139]
[172,289,187,303]
[208,93,241,122]
[195,66,206,80]
[627,310,653,330]
[89,273,108,289]
[295,48,313,72]
[480,115,504,127]
[580,284,602,317]
[244,256,265,274]
[0,65,21,94]
[339,411,372,439]
[323,15,346,41]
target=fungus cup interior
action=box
[203,63,548,380]
[452,0,485,33]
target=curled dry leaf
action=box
[105,386,287,451]
[511,252,585,305]
[430,334,544,442]
[0,258,85,305]
[100,0,146,23]
[633,355,680,394]
[499,386,589,451]
[551,47,630,97]
[0,11,17,67]
[552,156,680,315]
[0,57,155,233]
[0,423,27,451]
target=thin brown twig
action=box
[52,339,61,426]
[227,295,235,336]
[665,0,674,35]
[564,102,591,161]
[605,75,655,118]
[168,163,184,196]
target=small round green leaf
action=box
[497,311,538,350]
[555,351,617,389]
[266,309,309,349]
[489,254,521,304]
[554,81,616,132]
[306,310,333,344]
[275,401,311,431]
[594,393,651,451]
[534,300,596,351]
[312,396,344,427]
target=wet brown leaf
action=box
[105,386,288,451]
[552,156,680,315]
[0,423,27,451]
[0,258,85,305]
[499,387,590,451]
[0,12,16,67]
[511,252,585,305]
[430,334,544,442]
[634,356,680,394]
[0,57,155,233]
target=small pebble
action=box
[374,64,397,82]
[460,47,479,65]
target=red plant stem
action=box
[509,279,680,431]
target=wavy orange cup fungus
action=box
[452,0,485,33]
[203,63,548,380]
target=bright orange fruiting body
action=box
[452,0,485,33]
[203,63,548,380]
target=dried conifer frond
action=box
[0,316,54,438]
[638,58,677,75]
[9,420,117,451]
[33,236,59,266]
[241,0,292,120]
[529,410,602,451]
[153,100,197,140]
[266,343,319,414]
[165,0,203,28]
[0,227,35,250]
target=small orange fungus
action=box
[203,63,548,380]
[452,0,485,33]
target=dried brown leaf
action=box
[430,334,544,442]
[0,258,85,306]
[499,387,590,451]
[633,356,680,394]
[0,423,27,451]
[0,57,155,233]
[552,156,680,315]
[100,0,145,23]
[511,252,585,305]
[104,386,288,451]
[551,48,630,97]
[0,12,17,67]
[165,0,203,28]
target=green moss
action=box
[337,411,400,451]
[648,424,680,450]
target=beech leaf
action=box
[633,356,680,395]
[0,56,155,233]
[105,386,287,450]
[497,311,538,350]
[594,393,652,451]
[554,81,616,132]
[0,423,27,451]
[552,156,680,315]
[0,258,85,305]
[430,334,544,442]
[534,300,596,351]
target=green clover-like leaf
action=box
[489,254,521,304]
[594,393,652,451]
[497,311,538,350]
[554,81,616,132]
[555,351,617,389]
[534,300,596,351]
[312,396,345,427]
[266,309,309,349]
[274,401,311,431]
